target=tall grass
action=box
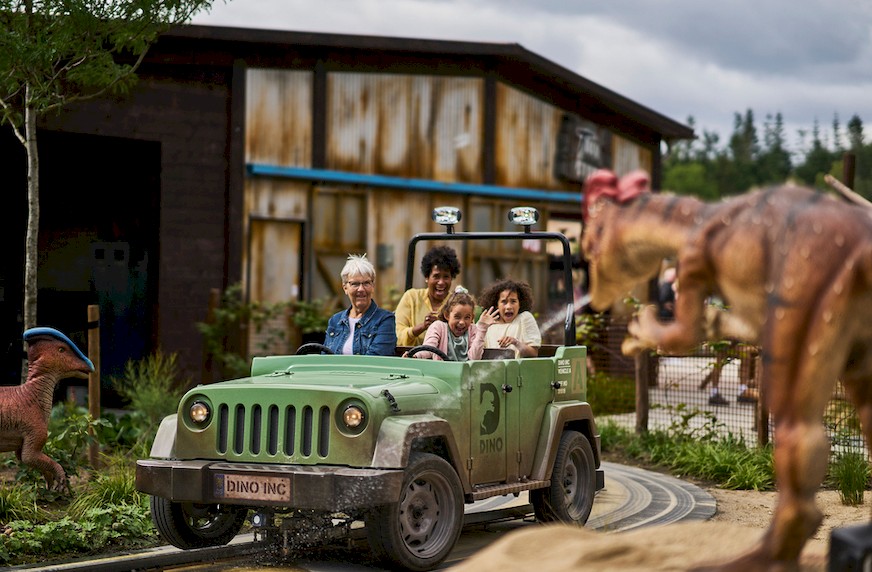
[829,451,869,506]
[601,418,776,491]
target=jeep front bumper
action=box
[136,459,404,510]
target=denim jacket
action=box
[324,301,397,356]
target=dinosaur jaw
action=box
[586,251,662,311]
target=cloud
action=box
[192,0,872,147]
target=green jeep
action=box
[135,206,603,571]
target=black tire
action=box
[366,453,464,571]
[530,430,596,524]
[406,345,450,361]
[150,496,248,549]
[296,342,334,355]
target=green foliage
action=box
[110,350,187,455]
[599,418,777,491]
[586,372,635,416]
[663,110,870,200]
[14,402,105,493]
[0,503,155,565]
[828,452,869,506]
[0,483,44,523]
[0,0,219,130]
[67,460,146,519]
[196,282,292,378]
[290,297,332,334]
[575,313,608,347]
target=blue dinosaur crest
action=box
[23,327,95,372]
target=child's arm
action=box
[413,321,446,360]
[469,307,499,360]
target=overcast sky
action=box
[192,0,872,152]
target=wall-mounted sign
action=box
[553,114,611,184]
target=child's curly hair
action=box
[437,287,476,322]
[478,279,534,313]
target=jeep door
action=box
[468,360,513,485]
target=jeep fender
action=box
[372,415,471,493]
[149,414,178,459]
[530,403,600,481]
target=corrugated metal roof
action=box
[160,24,694,142]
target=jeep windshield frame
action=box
[405,228,577,346]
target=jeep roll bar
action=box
[405,207,577,347]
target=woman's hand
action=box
[415,312,438,336]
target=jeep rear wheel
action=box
[367,453,463,571]
[530,430,596,524]
[150,496,248,549]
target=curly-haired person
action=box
[394,245,462,346]
[477,278,541,357]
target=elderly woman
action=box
[324,254,397,355]
[394,245,462,346]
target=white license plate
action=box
[215,474,291,501]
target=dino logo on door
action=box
[479,383,500,436]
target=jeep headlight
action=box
[343,405,365,428]
[189,400,211,424]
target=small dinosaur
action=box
[580,169,872,572]
[0,328,94,491]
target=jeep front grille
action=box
[216,403,331,459]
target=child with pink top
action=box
[408,288,499,361]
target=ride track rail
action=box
[7,463,716,572]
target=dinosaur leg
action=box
[20,432,66,492]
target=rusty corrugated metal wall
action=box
[326,73,484,182]
[612,133,653,176]
[244,67,656,342]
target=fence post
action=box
[634,352,651,434]
[87,305,100,469]
[755,351,770,447]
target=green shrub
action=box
[598,419,776,491]
[110,350,187,456]
[196,283,293,378]
[0,503,155,565]
[587,372,635,415]
[68,460,146,520]
[0,483,43,523]
[13,403,105,494]
[829,451,869,506]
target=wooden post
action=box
[756,352,770,447]
[87,305,100,469]
[843,152,856,191]
[634,352,650,434]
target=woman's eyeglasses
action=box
[346,280,374,290]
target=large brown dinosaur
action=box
[0,328,94,491]
[580,169,872,572]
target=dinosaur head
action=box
[581,169,657,311]
[23,327,95,379]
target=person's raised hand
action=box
[477,306,500,326]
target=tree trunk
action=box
[22,86,39,383]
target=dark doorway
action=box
[1,129,160,407]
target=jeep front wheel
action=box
[150,496,248,549]
[366,453,464,571]
[530,430,596,524]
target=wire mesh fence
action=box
[583,316,868,461]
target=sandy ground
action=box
[452,487,870,572]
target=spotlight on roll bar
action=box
[508,206,540,232]
[432,206,462,233]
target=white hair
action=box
[340,253,376,283]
